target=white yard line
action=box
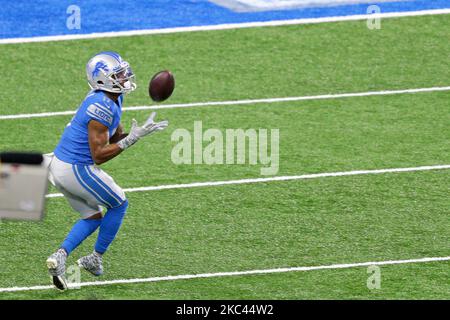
[3,165,450,293]
[1,255,449,293]
[45,164,450,199]
[2,86,450,121]
[1,9,450,45]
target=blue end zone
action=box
[0,0,449,40]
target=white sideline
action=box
[2,86,450,121]
[1,256,450,293]
[1,9,450,45]
[45,164,450,199]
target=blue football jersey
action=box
[54,90,123,165]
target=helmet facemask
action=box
[107,62,137,94]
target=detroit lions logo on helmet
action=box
[92,61,109,78]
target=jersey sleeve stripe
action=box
[86,110,113,126]
[93,103,114,116]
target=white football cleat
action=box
[77,252,103,276]
[46,249,68,291]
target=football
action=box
[148,70,175,102]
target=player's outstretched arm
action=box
[88,112,168,165]
[88,120,124,165]
[109,123,128,144]
[116,112,168,150]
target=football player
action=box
[45,51,168,290]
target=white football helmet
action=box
[86,51,137,94]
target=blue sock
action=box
[61,218,102,255]
[95,200,129,254]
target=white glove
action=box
[117,112,169,150]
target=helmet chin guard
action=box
[86,51,137,94]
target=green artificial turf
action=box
[0,14,449,299]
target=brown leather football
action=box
[148,70,175,102]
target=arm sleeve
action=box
[85,103,114,128]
